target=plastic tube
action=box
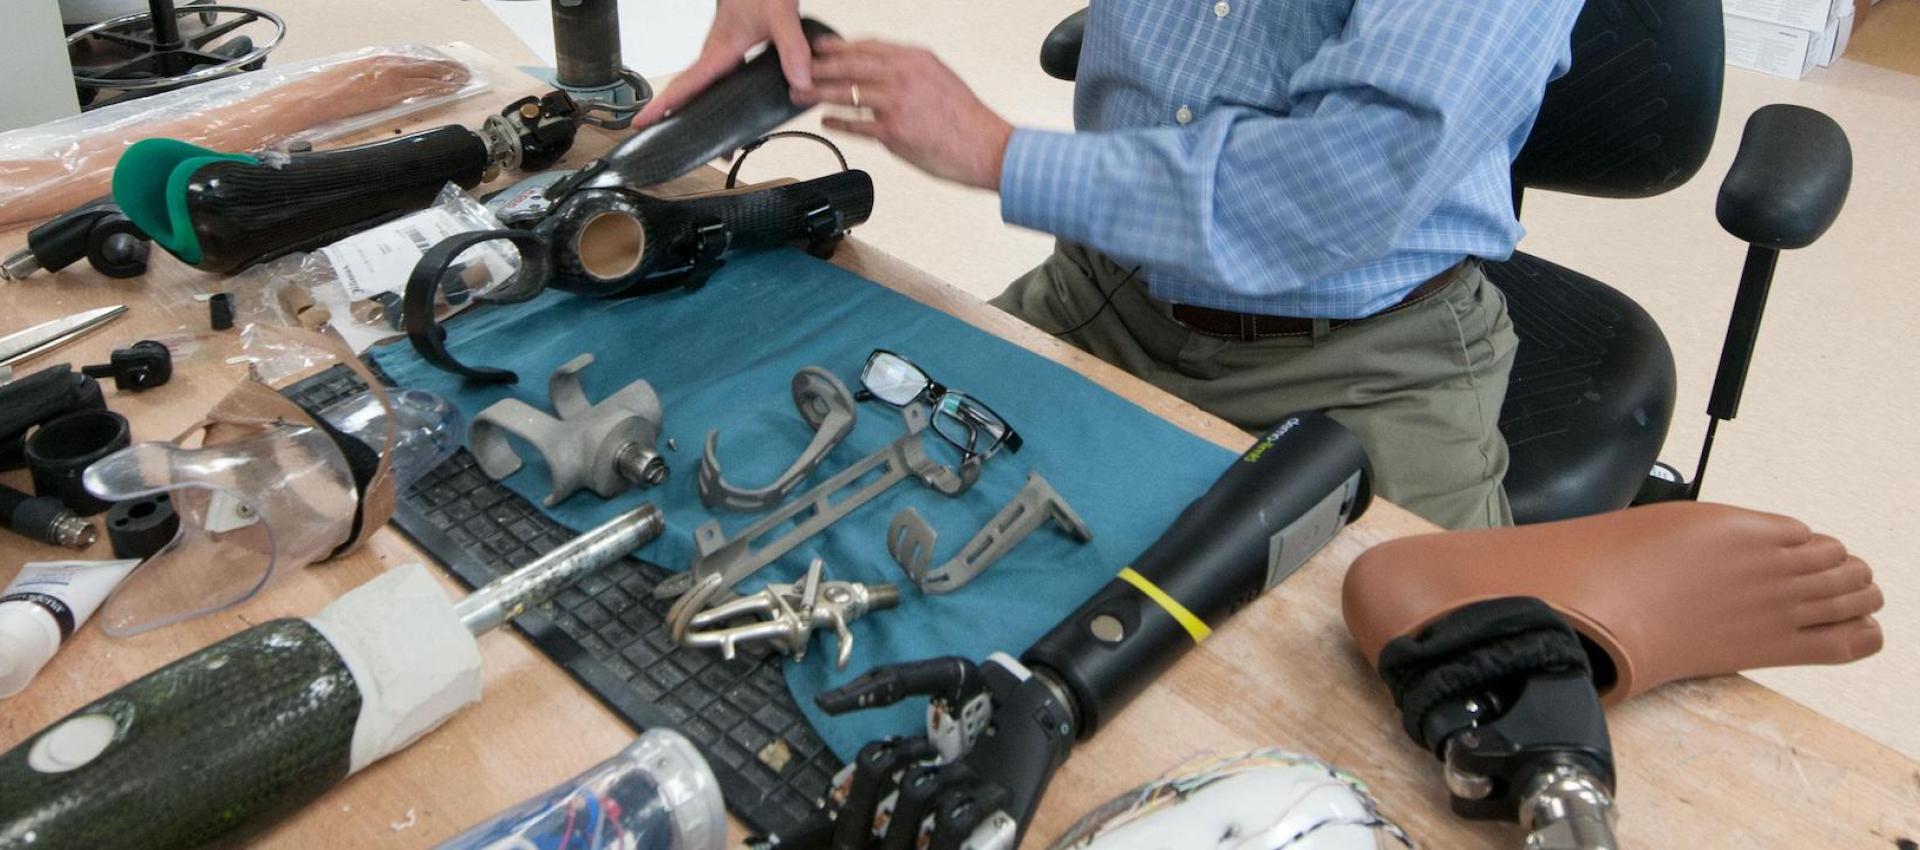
[0,559,140,697]
[434,729,726,850]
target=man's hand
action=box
[800,39,1014,191]
[633,0,812,129]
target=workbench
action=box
[1,41,1917,850]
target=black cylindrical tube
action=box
[552,0,623,89]
[26,409,131,516]
[1023,412,1372,737]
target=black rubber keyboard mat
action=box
[283,362,838,837]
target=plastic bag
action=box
[0,44,488,229]
[228,183,518,372]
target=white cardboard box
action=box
[1726,13,1822,79]
[1819,9,1854,65]
[1724,0,1843,31]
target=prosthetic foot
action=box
[1343,501,1884,705]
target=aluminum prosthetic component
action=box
[1520,766,1619,850]
[888,471,1092,594]
[699,367,857,512]
[656,406,979,602]
[672,558,900,669]
[568,19,840,192]
[469,354,668,506]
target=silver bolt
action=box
[614,443,670,487]
[52,516,98,550]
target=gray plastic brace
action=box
[887,471,1092,594]
[468,354,667,506]
[698,367,857,512]
[656,405,979,601]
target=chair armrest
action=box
[1716,104,1851,249]
[1040,9,1089,82]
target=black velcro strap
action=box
[1377,596,1590,747]
[307,406,383,561]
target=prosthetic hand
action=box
[758,412,1375,849]
[754,655,1075,850]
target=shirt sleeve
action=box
[1000,0,1583,300]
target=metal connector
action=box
[50,515,98,550]
[1520,765,1619,850]
[2,249,40,282]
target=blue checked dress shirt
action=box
[999,0,1585,319]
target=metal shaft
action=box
[1520,765,1619,850]
[454,503,664,634]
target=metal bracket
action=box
[887,472,1093,594]
[670,558,900,670]
[468,354,668,506]
[699,367,857,513]
[657,405,980,602]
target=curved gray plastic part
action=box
[468,354,665,506]
[888,471,1093,594]
[698,367,857,512]
[656,405,980,601]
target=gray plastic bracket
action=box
[468,354,666,506]
[656,405,980,602]
[887,471,1092,594]
[698,367,857,513]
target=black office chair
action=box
[1038,1,1852,523]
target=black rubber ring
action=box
[106,492,180,559]
[25,409,131,516]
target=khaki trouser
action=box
[993,242,1518,529]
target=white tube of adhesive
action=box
[0,559,140,698]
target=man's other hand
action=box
[800,38,1014,191]
[633,0,812,129]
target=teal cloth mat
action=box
[371,247,1235,759]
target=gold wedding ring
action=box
[850,83,863,109]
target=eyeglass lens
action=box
[862,351,931,407]
[932,393,1010,458]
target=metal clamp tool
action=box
[670,559,899,670]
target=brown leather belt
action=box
[1167,261,1466,341]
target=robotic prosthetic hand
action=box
[757,412,1375,849]
[765,655,1074,849]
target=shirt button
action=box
[1213,1,1230,18]
[1176,105,1194,124]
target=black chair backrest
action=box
[1515,0,1726,199]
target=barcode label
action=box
[320,208,469,301]
[396,224,436,252]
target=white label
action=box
[1264,472,1362,590]
[319,208,469,301]
[203,491,263,533]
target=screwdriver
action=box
[0,504,665,850]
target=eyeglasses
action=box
[857,350,1023,460]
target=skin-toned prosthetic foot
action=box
[1343,501,1884,705]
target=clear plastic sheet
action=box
[0,43,488,229]
[226,184,518,360]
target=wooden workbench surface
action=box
[1,47,1916,850]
